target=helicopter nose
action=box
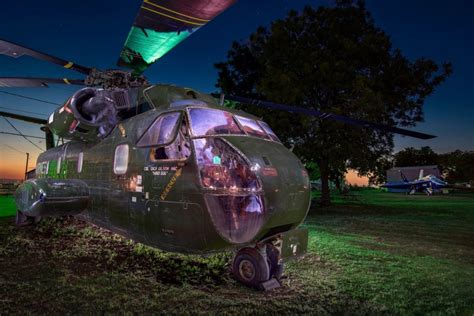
[226,137,311,230]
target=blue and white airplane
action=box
[382,169,448,195]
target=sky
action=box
[0,0,472,180]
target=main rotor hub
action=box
[84,69,149,89]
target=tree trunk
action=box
[334,175,342,193]
[319,160,331,206]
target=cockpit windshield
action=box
[189,108,243,136]
[188,108,280,142]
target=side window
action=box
[114,144,129,175]
[137,112,181,147]
[77,152,83,173]
[235,115,270,139]
[36,162,47,176]
[150,118,191,161]
[258,121,281,143]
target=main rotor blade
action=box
[0,110,47,125]
[224,95,437,140]
[117,0,237,74]
[0,39,93,75]
[0,131,44,139]
[0,77,85,88]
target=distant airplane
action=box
[381,169,448,195]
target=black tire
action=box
[266,244,284,280]
[15,210,38,226]
[15,210,26,226]
[232,247,270,288]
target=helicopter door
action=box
[137,112,195,246]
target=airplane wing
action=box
[382,180,433,189]
[117,0,237,74]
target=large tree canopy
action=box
[215,0,451,205]
[394,146,439,167]
[438,151,474,184]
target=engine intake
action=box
[47,88,123,142]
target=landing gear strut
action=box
[232,243,283,290]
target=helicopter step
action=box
[232,228,308,289]
[14,178,90,221]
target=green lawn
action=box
[0,190,473,314]
[0,195,16,217]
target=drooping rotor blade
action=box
[0,39,93,75]
[0,110,47,125]
[0,77,85,88]
[118,0,237,74]
[0,131,44,139]
[223,95,436,140]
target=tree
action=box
[304,161,321,181]
[438,150,474,183]
[215,1,451,205]
[394,146,438,167]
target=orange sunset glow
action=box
[0,145,40,180]
[345,169,369,186]
[0,116,45,180]
[0,151,39,180]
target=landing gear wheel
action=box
[266,244,284,280]
[15,210,39,226]
[232,247,270,288]
[15,210,29,226]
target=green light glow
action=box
[122,26,198,65]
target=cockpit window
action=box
[235,115,270,139]
[258,121,280,142]
[150,118,191,161]
[137,112,181,147]
[189,108,244,136]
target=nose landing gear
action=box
[232,243,283,290]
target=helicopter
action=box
[0,0,436,290]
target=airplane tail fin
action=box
[418,169,424,180]
[399,170,408,182]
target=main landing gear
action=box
[232,243,283,290]
[15,210,41,226]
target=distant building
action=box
[385,165,441,193]
[0,179,20,195]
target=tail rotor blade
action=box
[0,39,93,75]
[223,95,436,140]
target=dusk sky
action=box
[0,0,472,180]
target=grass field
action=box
[0,195,17,217]
[0,190,473,314]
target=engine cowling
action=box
[47,88,121,142]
